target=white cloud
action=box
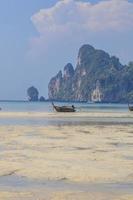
[31,0,133,33]
[29,0,133,64]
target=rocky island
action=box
[48,44,133,103]
[27,86,45,102]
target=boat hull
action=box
[129,107,133,111]
[52,103,76,112]
[128,103,133,111]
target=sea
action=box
[0,101,132,126]
[0,101,129,112]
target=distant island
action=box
[27,86,45,102]
[48,44,133,103]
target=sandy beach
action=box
[0,111,133,199]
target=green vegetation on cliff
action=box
[48,45,133,103]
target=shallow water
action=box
[0,101,129,113]
[0,102,133,199]
[0,101,132,126]
[0,175,133,194]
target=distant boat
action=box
[128,103,133,111]
[52,102,76,112]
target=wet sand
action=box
[0,111,133,199]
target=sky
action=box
[0,0,133,100]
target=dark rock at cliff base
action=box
[27,86,39,101]
[39,96,45,102]
[48,44,133,103]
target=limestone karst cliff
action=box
[48,45,133,103]
[27,86,39,101]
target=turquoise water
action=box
[0,101,129,112]
[0,101,132,126]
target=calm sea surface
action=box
[0,101,129,112]
[0,101,132,126]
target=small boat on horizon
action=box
[52,102,76,112]
[128,103,133,111]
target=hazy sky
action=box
[0,0,133,100]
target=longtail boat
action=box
[128,103,133,111]
[52,102,76,112]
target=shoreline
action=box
[0,111,132,127]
